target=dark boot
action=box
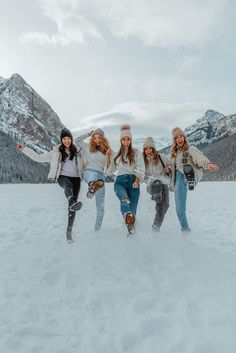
[66,227,73,243]
[68,196,82,212]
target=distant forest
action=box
[0,130,49,183]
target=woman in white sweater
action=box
[75,129,112,231]
[17,128,83,243]
[106,125,145,235]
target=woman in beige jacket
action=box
[170,127,219,233]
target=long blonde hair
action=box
[170,135,189,160]
[142,147,160,169]
[114,143,136,166]
[89,135,110,155]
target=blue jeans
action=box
[174,170,190,231]
[83,169,105,231]
[114,174,140,217]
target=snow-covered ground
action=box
[1,182,236,353]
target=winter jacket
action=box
[23,145,84,180]
[106,149,145,182]
[144,154,172,183]
[171,145,210,185]
[75,133,109,173]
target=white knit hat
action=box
[172,127,186,139]
[120,124,132,140]
[143,136,156,149]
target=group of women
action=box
[17,124,219,243]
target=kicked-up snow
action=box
[0,182,236,353]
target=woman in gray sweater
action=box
[75,129,112,231]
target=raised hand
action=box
[17,143,25,151]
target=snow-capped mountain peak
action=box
[0,73,65,152]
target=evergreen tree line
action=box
[0,129,235,183]
[0,130,49,183]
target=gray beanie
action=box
[172,127,186,139]
[143,136,156,149]
[92,128,105,137]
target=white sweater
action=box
[106,149,145,182]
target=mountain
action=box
[0,73,64,152]
[185,109,236,146]
[200,133,236,181]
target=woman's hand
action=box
[207,163,219,171]
[17,143,25,151]
[164,166,171,174]
[106,148,112,156]
[133,177,140,189]
[88,130,94,137]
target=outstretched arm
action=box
[17,144,52,163]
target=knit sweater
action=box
[106,149,145,182]
[144,154,171,181]
[75,133,108,173]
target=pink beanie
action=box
[120,124,132,140]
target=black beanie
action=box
[60,128,73,141]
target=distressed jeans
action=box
[114,174,140,217]
[83,169,105,231]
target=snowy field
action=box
[1,181,236,353]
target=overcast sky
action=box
[1,0,236,138]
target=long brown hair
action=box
[142,147,160,169]
[170,135,189,160]
[114,143,136,166]
[89,135,110,155]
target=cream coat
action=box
[23,145,84,180]
[171,145,210,184]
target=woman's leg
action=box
[58,175,74,200]
[127,176,140,216]
[154,185,169,229]
[95,187,105,231]
[174,170,190,231]
[114,176,131,216]
[58,176,81,241]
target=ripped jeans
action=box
[83,169,105,231]
[114,174,140,217]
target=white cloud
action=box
[21,0,227,48]
[21,0,102,46]
[72,101,211,139]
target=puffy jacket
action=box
[23,145,84,180]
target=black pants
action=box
[148,180,169,228]
[58,175,81,229]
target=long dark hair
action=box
[59,143,77,162]
[114,143,136,166]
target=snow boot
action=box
[125,213,136,236]
[152,221,160,232]
[68,196,82,212]
[183,164,195,190]
[87,179,104,198]
[66,227,73,243]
